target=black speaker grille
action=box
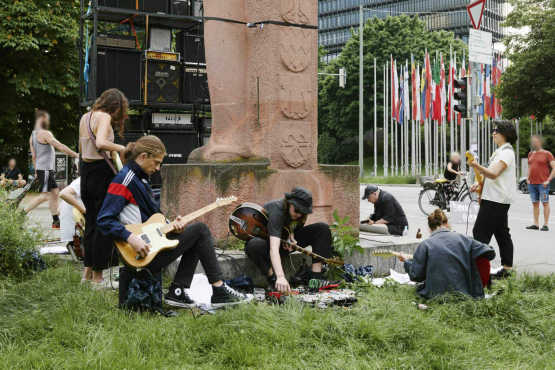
[146,62,182,103]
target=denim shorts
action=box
[529,184,550,203]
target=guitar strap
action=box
[86,112,118,176]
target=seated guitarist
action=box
[244,187,333,293]
[98,135,251,308]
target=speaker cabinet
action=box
[146,61,182,103]
[148,131,199,188]
[182,67,209,104]
[169,0,191,15]
[96,0,167,13]
[87,47,142,102]
[126,115,150,132]
[177,32,205,64]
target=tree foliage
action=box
[497,0,555,121]
[0,0,80,172]
[318,15,467,164]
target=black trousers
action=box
[146,223,224,287]
[244,222,333,276]
[473,199,514,267]
[81,160,118,271]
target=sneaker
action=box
[526,225,539,230]
[52,221,60,229]
[211,283,253,307]
[91,279,119,290]
[491,268,513,279]
[541,225,549,231]
[165,284,196,308]
[80,278,91,284]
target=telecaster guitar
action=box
[115,196,237,268]
[465,151,484,203]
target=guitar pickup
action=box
[140,234,151,244]
[156,228,163,237]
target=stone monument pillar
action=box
[161,0,359,238]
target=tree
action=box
[497,0,555,122]
[0,0,80,174]
[318,15,467,164]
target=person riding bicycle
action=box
[443,152,463,200]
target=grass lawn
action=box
[1,262,555,369]
[343,156,422,184]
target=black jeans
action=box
[473,199,514,267]
[81,160,118,271]
[146,223,224,287]
[244,222,333,276]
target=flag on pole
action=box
[411,54,417,120]
[414,60,422,121]
[495,54,503,117]
[404,64,410,119]
[479,64,485,117]
[432,54,441,121]
[421,55,428,121]
[440,53,446,118]
[399,68,404,125]
[391,55,397,120]
[448,46,454,122]
[484,63,491,120]
[425,50,432,119]
[394,60,400,121]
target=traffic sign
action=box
[469,29,492,65]
[467,0,486,30]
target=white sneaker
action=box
[91,279,119,290]
[80,279,91,284]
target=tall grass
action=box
[1,264,555,369]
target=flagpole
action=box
[391,57,394,177]
[400,67,404,177]
[384,63,387,177]
[406,59,410,176]
[374,58,377,177]
[385,62,388,177]
[454,51,458,153]
[358,5,364,178]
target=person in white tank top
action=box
[23,111,79,229]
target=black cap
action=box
[362,185,379,200]
[284,187,313,215]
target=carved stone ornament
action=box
[280,27,312,73]
[279,73,311,119]
[281,0,309,25]
[280,122,311,168]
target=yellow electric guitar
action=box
[112,151,123,171]
[465,151,484,203]
[114,196,237,268]
[372,249,413,260]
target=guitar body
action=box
[112,151,123,171]
[114,213,179,268]
[465,151,484,202]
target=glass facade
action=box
[319,0,507,61]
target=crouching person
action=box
[398,209,495,299]
[98,135,251,307]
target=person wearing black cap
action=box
[362,185,409,236]
[244,187,333,293]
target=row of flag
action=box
[390,48,503,124]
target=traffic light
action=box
[339,67,346,88]
[453,76,471,118]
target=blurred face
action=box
[450,153,460,164]
[532,137,543,151]
[136,152,165,175]
[367,190,379,204]
[288,203,304,221]
[37,114,51,130]
[8,159,16,168]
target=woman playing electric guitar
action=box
[467,120,518,279]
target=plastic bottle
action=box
[402,226,409,237]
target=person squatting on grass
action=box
[1,158,26,189]
[468,120,518,279]
[526,134,555,231]
[398,209,496,299]
[97,135,252,307]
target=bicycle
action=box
[418,174,473,216]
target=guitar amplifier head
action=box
[97,33,136,49]
[150,28,172,52]
[147,51,180,61]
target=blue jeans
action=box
[529,184,550,203]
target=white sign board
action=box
[469,29,492,65]
[450,201,480,224]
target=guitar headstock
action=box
[371,249,397,259]
[465,150,478,163]
[216,195,238,206]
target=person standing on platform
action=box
[468,120,518,279]
[79,89,128,289]
[526,135,555,231]
[24,111,79,228]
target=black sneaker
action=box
[526,225,539,230]
[165,283,196,308]
[541,225,549,231]
[211,283,253,307]
[491,268,513,279]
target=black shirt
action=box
[263,199,302,238]
[444,161,460,181]
[2,166,21,181]
[370,190,408,228]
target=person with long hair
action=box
[398,209,495,299]
[79,89,128,289]
[244,187,334,293]
[97,136,252,307]
[468,120,518,279]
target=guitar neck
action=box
[282,240,341,265]
[160,202,221,234]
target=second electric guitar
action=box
[465,151,484,203]
[115,196,237,268]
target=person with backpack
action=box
[526,135,555,231]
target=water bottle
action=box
[402,226,409,237]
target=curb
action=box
[360,183,421,188]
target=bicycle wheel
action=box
[419,188,446,216]
[459,192,473,203]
